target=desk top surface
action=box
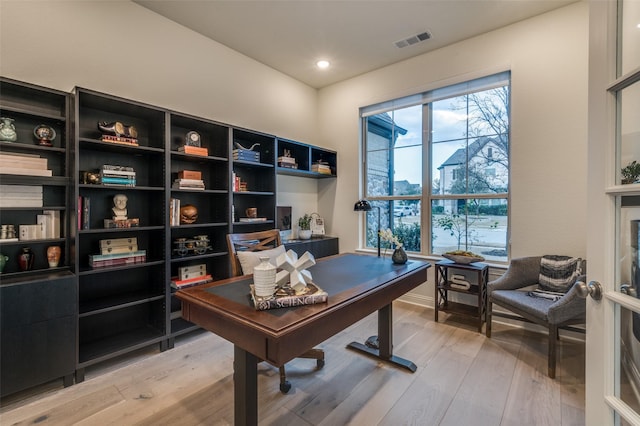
[177,253,430,334]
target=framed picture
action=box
[276,206,292,231]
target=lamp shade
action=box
[353,199,372,212]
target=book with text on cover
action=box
[250,282,328,311]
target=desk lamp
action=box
[353,199,380,257]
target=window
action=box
[361,72,510,262]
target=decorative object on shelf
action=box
[310,212,325,237]
[442,250,485,265]
[354,199,381,257]
[392,246,408,265]
[100,164,136,187]
[274,250,316,294]
[33,124,56,147]
[311,160,332,175]
[234,141,260,151]
[0,253,8,273]
[278,149,298,169]
[18,247,34,271]
[180,204,198,224]
[184,131,201,147]
[80,171,100,184]
[253,256,277,299]
[0,117,18,142]
[97,121,138,146]
[298,214,313,240]
[246,207,258,218]
[232,172,248,191]
[46,245,61,268]
[111,193,128,220]
[621,160,640,184]
[172,235,212,257]
[1,224,17,241]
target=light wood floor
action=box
[0,301,585,425]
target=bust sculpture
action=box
[112,194,128,220]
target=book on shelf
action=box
[101,244,138,255]
[239,217,267,222]
[0,153,48,170]
[311,164,332,174]
[250,282,328,311]
[0,166,52,177]
[100,237,138,249]
[42,210,60,238]
[178,145,208,156]
[90,254,147,268]
[172,178,205,190]
[0,185,44,207]
[89,249,146,261]
[278,161,298,169]
[102,164,135,172]
[101,176,136,186]
[178,170,202,180]
[101,135,139,146]
[81,196,90,230]
[169,198,181,226]
[171,274,214,290]
[103,218,140,228]
[233,149,260,162]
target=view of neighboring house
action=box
[436,136,509,214]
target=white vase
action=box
[253,256,276,298]
[299,229,312,240]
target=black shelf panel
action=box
[232,220,275,225]
[0,141,66,154]
[79,138,164,154]
[79,292,165,317]
[170,318,198,336]
[233,160,274,168]
[78,259,165,275]
[79,184,164,192]
[78,225,165,235]
[0,205,65,212]
[232,191,275,196]
[171,222,228,229]
[438,283,480,295]
[171,151,228,163]
[276,167,336,178]
[170,251,228,263]
[0,104,66,122]
[78,325,165,365]
[0,268,74,286]
[170,189,228,195]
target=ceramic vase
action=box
[253,256,276,298]
[0,117,17,142]
[299,229,312,240]
[0,253,8,273]
[392,246,408,264]
[18,247,34,271]
[47,245,61,268]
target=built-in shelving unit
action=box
[276,138,337,178]
[73,88,168,380]
[0,77,75,396]
[231,129,276,233]
[0,77,339,397]
[168,112,230,341]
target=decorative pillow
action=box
[236,245,286,275]
[538,255,582,293]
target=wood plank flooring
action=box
[0,301,585,425]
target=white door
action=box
[586,0,640,424]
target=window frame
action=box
[360,71,511,261]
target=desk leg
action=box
[346,304,417,372]
[234,345,258,426]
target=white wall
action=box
[1,1,589,302]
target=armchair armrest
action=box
[547,275,587,324]
[488,256,542,294]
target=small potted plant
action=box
[622,161,640,184]
[298,214,312,240]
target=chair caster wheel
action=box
[317,359,325,369]
[280,381,291,394]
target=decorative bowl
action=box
[442,253,485,264]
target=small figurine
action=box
[0,117,18,142]
[33,124,56,146]
[112,193,128,220]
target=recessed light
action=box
[316,60,330,69]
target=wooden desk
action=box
[176,253,430,426]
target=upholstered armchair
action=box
[486,256,586,378]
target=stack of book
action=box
[233,148,260,163]
[232,172,248,192]
[0,152,52,177]
[0,184,43,207]
[171,263,213,289]
[277,155,298,169]
[172,178,205,190]
[89,237,146,268]
[311,161,332,175]
[178,145,208,156]
[100,164,136,187]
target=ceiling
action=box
[134,0,578,89]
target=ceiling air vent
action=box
[394,31,432,49]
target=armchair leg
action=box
[548,325,557,379]
[486,300,493,338]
